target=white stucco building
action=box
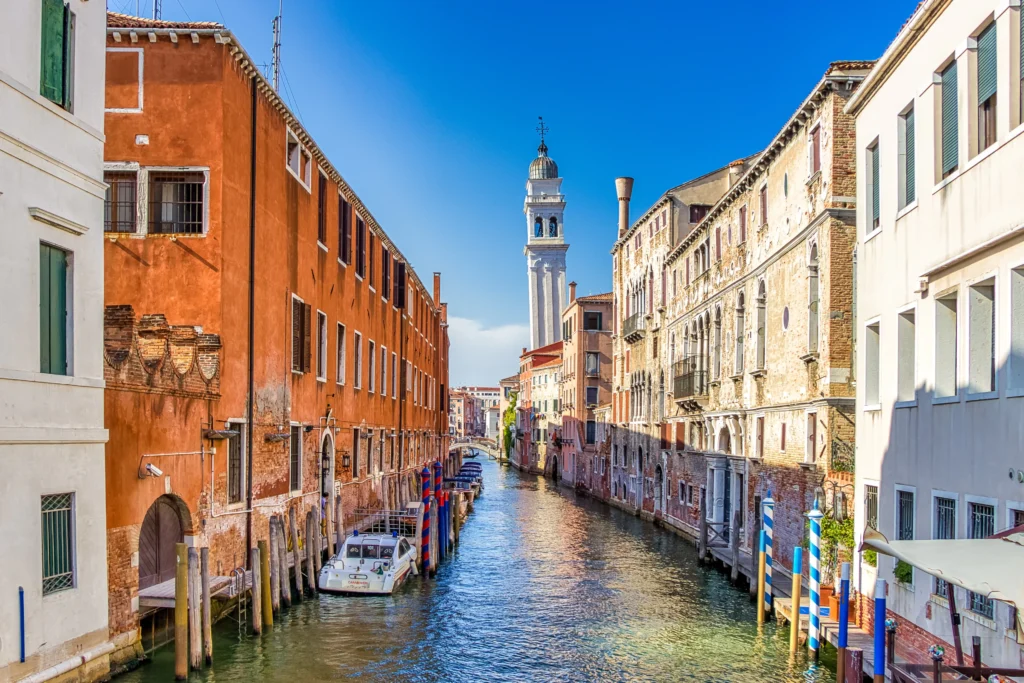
[524,133,568,350]
[848,0,1024,666]
[0,1,110,681]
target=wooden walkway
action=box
[138,571,253,609]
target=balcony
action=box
[673,359,708,410]
[622,313,645,343]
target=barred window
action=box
[104,172,137,233]
[933,497,956,596]
[227,423,245,505]
[149,171,205,234]
[289,425,302,492]
[41,493,75,595]
[969,502,995,618]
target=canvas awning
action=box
[861,527,1024,638]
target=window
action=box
[289,425,302,492]
[316,311,327,381]
[755,416,764,458]
[394,261,407,308]
[41,493,75,594]
[968,279,995,394]
[336,323,346,385]
[899,106,916,209]
[149,172,205,234]
[104,172,137,233]
[549,217,558,237]
[352,428,360,477]
[287,131,302,180]
[391,352,397,398]
[897,310,916,402]
[689,205,710,223]
[586,420,596,445]
[865,485,879,530]
[758,186,768,226]
[935,292,958,398]
[713,307,722,379]
[934,496,956,595]
[583,312,602,330]
[755,281,767,370]
[291,297,311,373]
[714,227,722,261]
[227,422,245,504]
[867,143,880,230]
[339,197,352,264]
[808,245,819,353]
[1012,268,1024,389]
[586,352,599,376]
[39,243,70,375]
[534,216,542,237]
[897,488,915,583]
[355,217,366,279]
[968,502,995,617]
[738,205,747,242]
[353,332,363,389]
[317,172,328,245]
[381,247,391,301]
[368,341,376,393]
[810,125,821,175]
[940,61,959,178]
[806,412,817,463]
[977,23,997,153]
[586,386,598,405]
[735,293,745,373]
[780,422,787,451]
[865,322,880,406]
[40,0,75,111]
[368,233,376,289]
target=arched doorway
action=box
[139,496,188,590]
[655,465,665,513]
[718,427,732,454]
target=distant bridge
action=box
[451,437,501,459]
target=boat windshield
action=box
[380,546,395,559]
[345,544,361,559]
[362,544,379,559]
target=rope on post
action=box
[873,578,887,683]
[808,502,823,659]
[762,492,775,617]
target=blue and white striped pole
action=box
[874,578,887,682]
[808,502,824,659]
[762,492,775,616]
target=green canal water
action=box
[121,458,835,682]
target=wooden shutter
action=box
[812,127,821,173]
[40,0,66,106]
[977,23,997,104]
[781,423,786,451]
[871,146,880,223]
[739,206,747,242]
[291,298,301,370]
[39,243,68,375]
[905,108,916,205]
[685,258,690,285]
[715,227,721,260]
[941,62,959,174]
[302,303,312,372]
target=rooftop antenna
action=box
[152,0,161,20]
[271,0,283,91]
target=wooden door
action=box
[139,498,183,589]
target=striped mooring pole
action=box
[420,467,431,577]
[433,461,443,561]
[808,501,824,659]
[756,530,767,625]
[789,546,802,655]
[837,561,851,682]
[873,578,887,683]
[762,491,775,617]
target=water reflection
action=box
[120,460,834,682]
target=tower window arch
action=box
[549,216,558,237]
[534,216,543,237]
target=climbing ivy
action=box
[501,391,518,459]
[894,559,914,585]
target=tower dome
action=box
[529,141,559,180]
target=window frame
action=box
[285,129,311,192]
[336,323,346,385]
[315,310,328,382]
[289,423,302,493]
[147,168,210,236]
[40,492,76,595]
[317,170,329,248]
[39,242,72,376]
[353,331,363,389]
[226,420,247,506]
[966,276,997,398]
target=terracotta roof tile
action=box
[107,11,223,30]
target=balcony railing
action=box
[622,313,645,341]
[673,359,708,400]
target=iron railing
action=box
[41,493,75,594]
[104,172,137,233]
[149,171,205,234]
[830,437,855,473]
[622,313,645,339]
[673,359,707,399]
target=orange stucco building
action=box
[101,12,450,658]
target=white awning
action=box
[861,527,1024,638]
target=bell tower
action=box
[524,117,568,350]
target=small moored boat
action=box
[318,531,417,595]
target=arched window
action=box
[534,216,542,237]
[713,306,722,380]
[658,370,665,422]
[735,292,745,373]
[549,216,558,236]
[808,243,819,353]
[756,280,767,370]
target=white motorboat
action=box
[318,531,417,595]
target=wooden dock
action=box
[139,571,253,609]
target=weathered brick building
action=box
[102,12,450,660]
[658,62,869,586]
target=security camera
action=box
[146,463,164,477]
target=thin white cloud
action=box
[447,316,528,386]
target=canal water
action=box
[122,458,835,682]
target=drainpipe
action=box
[245,73,258,564]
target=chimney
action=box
[728,159,745,188]
[433,272,441,308]
[615,177,634,239]
[441,302,448,324]
[569,281,577,303]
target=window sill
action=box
[750,369,767,378]
[316,375,327,383]
[966,390,998,402]
[730,373,743,382]
[862,404,881,413]
[800,352,819,364]
[894,399,917,410]
[338,258,348,267]
[864,227,882,244]
[291,369,304,376]
[355,274,364,282]
[961,609,997,631]
[932,169,961,194]
[895,201,918,222]
[799,462,817,471]
[805,170,822,187]
[932,395,959,405]
[1006,387,1024,398]
[317,241,328,252]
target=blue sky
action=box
[113,0,917,385]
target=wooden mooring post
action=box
[289,506,303,600]
[312,507,322,577]
[187,548,202,670]
[249,547,262,635]
[258,540,273,628]
[729,510,740,583]
[200,547,213,665]
[268,516,281,612]
[325,490,335,557]
[846,648,863,683]
[334,496,344,551]
[174,543,188,680]
[305,511,316,596]
[276,517,291,608]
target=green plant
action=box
[501,391,518,458]
[863,549,877,567]
[894,559,914,584]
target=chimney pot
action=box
[615,177,634,239]
[569,281,577,303]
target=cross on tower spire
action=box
[535,116,549,156]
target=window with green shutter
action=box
[977,23,997,151]
[40,0,74,111]
[869,144,880,228]
[901,107,916,208]
[39,243,69,375]
[941,61,959,177]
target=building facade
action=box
[558,284,613,492]
[524,137,567,350]
[848,0,1024,666]
[449,392,470,438]
[102,12,450,660]
[0,1,112,681]
[512,342,562,472]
